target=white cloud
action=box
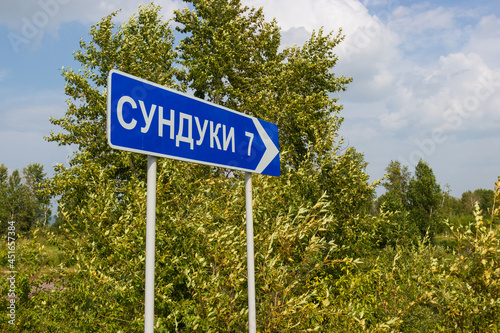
[388,4,475,61]
[391,5,456,34]
[463,15,500,68]
[379,111,408,131]
[244,0,366,33]
[0,0,184,29]
[362,0,390,6]
[1,0,184,51]
[392,52,500,135]
[280,26,311,47]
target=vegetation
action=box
[0,163,51,235]
[1,1,499,332]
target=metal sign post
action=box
[107,70,280,332]
[245,172,256,332]
[144,155,157,333]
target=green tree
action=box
[175,0,371,260]
[374,160,421,247]
[46,4,180,217]
[461,190,480,214]
[378,160,410,212]
[407,160,442,237]
[440,185,462,217]
[174,0,351,169]
[23,163,51,226]
[460,188,496,216]
[472,188,495,215]
[0,164,9,228]
[1,164,51,233]
[4,169,34,233]
[174,0,281,104]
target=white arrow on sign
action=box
[253,118,279,174]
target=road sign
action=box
[107,70,278,333]
[107,70,280,176]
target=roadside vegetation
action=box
[1,1,499,331]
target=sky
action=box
[0,0,499,198]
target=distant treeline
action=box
[0,163,51,234]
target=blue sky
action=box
[0,0,499,197]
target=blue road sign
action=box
[107,70,280,176]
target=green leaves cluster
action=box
[0,163,51,234]
[377,159,444,241]
[407,161,442,236]
[6,154,370,331]
[306,197,500,332]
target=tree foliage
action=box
[0,163,50,234]
[378,160,410,212]
[407,160,442,237]
[461,188,495,215]
[174,0,351,168]
[46,4,180,218]
[5,174,500,332]
[23,163,51,227]
[377,159,447,244]
[0,164,8,226]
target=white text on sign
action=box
[116,96,253,156]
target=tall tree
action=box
[0,164,7,184]
[461,190,481,214]
[0,164,9,228]
[407,160,442,237]
[378,160,410,212]
[460,188,496,217]
[440,185,462,218]
[174,0,352,168]
[472,188,495,215]
[46,4,180,216]
[23,163,51,226]
[174,0,281,104]
[5,169,35,233]
[0,164,50,233]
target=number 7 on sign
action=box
[245,132,254,156]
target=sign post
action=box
[245,172,256,332]
[144,155,157,332]
[107,70,279,332]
